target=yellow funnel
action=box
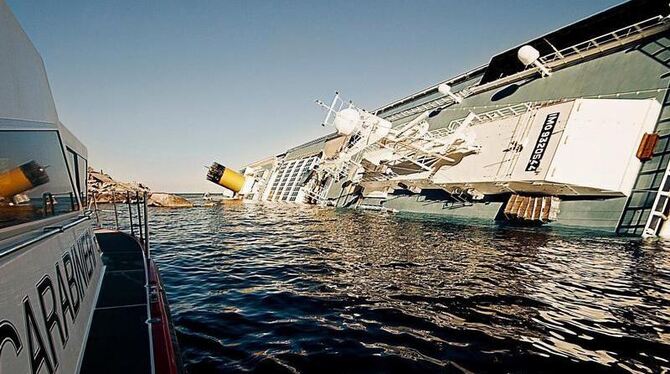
[0,161,49,199]
[206,162,245,193]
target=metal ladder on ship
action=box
[641,164,670,237]
[617,75,670,236]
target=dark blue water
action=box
[142,202,670,373]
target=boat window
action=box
[67,148,76,180]
[66,147,88,207]
[0,130,78,229]
[78,154,87,206]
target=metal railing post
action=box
[93,192,100,227]
[112,191,119,230]
[143,191,150,256]
[42,193,55,216]
[136,191,143,243]
[69,192,76,211]
[127,191,135,236]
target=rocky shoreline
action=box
[88,168,194,208]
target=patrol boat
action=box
[210,0,670,239]
[0,2,182,373]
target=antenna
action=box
[518,45,552,77]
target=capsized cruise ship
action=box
[0,1,182,373]
[208,0,670,238]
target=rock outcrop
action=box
[147,193,193,208]
[88,168,149,203]
[88,168,193,208]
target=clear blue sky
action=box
[8,0,621,192]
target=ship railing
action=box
[360,168,400,182]
[469,15,670,96]
[381,86,475,122]
[429,101,538,138]
[383,15,670,124]
[539,16,667,66]
[373,65,487,117]
[383,94,460,123]
[89,190,150,255]
[322,157,359,180]
[300,185,329,205]
[300,187,321,202]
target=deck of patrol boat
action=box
[81,231,152,373]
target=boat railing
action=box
[88,191,184,372]
[89,190,150,255]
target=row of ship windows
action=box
[266,157,318,202]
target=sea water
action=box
[109,201,670,372]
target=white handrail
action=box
[539,16,665,66]
[382,15,669,124]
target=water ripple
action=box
[105,201,670,372]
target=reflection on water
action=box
[117,201,669,372]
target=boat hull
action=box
[0,218,103,374]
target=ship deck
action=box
[80,230,152,373]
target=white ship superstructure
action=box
[324,97,660,199]
[209,0,670,238]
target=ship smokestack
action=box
[206,162,246,194]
